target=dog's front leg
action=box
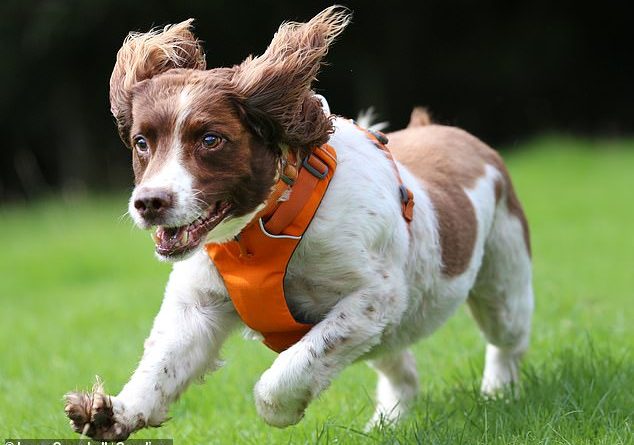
[254,277,408,428]
[65,251,238,439]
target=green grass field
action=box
[1,136,632,444]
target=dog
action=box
[64,7,533,440]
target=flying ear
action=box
[109,19,206,144]
[232,6,350,150]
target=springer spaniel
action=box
[65,7,533,439]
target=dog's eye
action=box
[201,133,224,150]
[133,136,149,154]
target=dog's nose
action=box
[134,188,174,220]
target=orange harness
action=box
[205,129,413,353]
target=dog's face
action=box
[110,12,348,260]
[127,69,278,259]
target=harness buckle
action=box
[368,129,389,145]
[399,185,414,222]
[399,184,409,203]
[302,154,329,179]
[280,163,295,185]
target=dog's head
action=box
[110,7,349,261]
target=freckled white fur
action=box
[112,249,238,427]
[110,101,533,433]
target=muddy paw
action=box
[64,379,130,440]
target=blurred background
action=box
[1,0,632,201]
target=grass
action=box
[0,136,633,444]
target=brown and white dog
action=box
[64,7,533,439]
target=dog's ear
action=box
[232,6,350,151]
[109,19,206,145]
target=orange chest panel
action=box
[205,144,338,353]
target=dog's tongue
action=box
[152,225,192,256]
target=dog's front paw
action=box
[253,369,311,428]
[64,380,131,440]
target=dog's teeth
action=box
[152,231,160,244]
[180,230,189,245]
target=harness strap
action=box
[263,146,334,234]
[360,127,415,222]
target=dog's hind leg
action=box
[366,349,419,429]
[467,204,533,397]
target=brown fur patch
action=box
[502,166,531,256]
[180,83,279,218]
[387,124,530,276]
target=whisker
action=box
[117,209,132,224]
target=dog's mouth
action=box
[151,201,232,258]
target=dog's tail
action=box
[357,106,432,132]
[407,106,432,128]
[356,106,389,131]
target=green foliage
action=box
[0,137,632,444]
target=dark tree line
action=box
[1,0,632,201]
